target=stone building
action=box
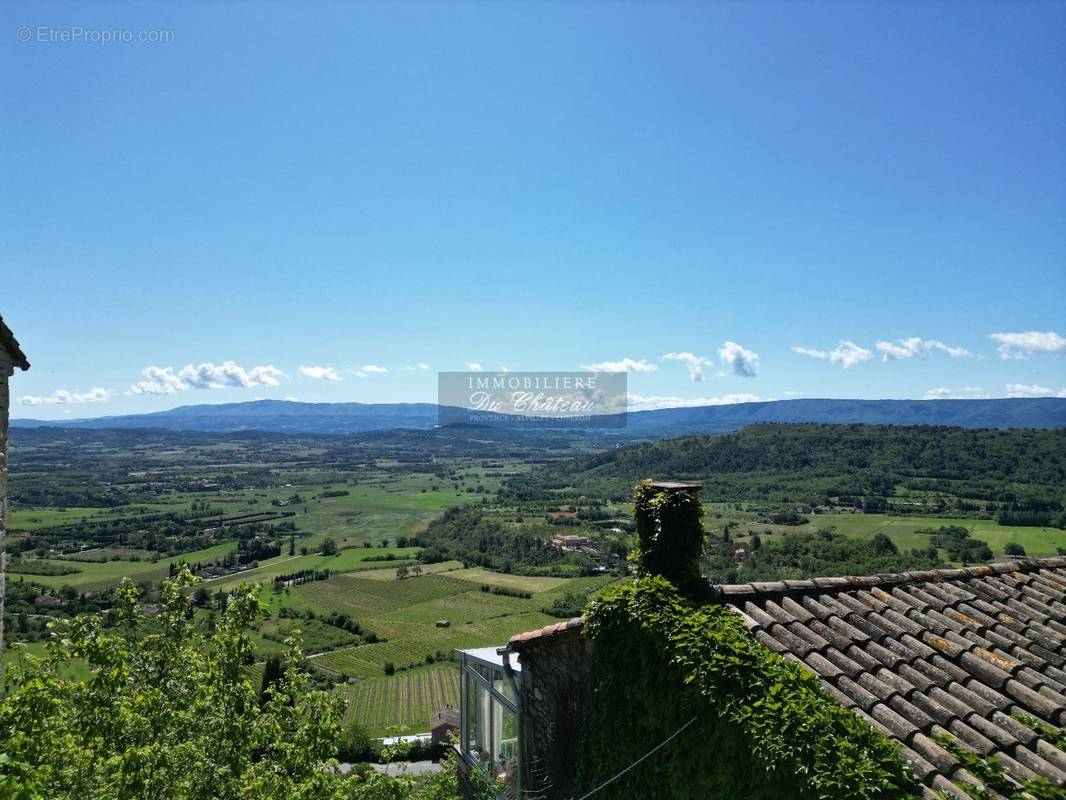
[431,704,460,746]
[0,315,30,678]
[458,482,1066,799]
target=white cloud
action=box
[661,352,713,382]
[299,366,341,382]
[466,362,482,372]
[876,337,971,361]
[354,364,388,379]
[717,341,760,377]
[180,362,284,389]
[782,390,803,398]
[989,331,1066,360]
[582,358,657,373]
[19,387,114,406]
[792,341,872,369]
[627,392,761,411]
[924,386,989,400]
[129,362,285,394]
[402,363,430,371]
[1005,383,1054,398]
[129,366,187,395]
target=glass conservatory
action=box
[457,646,520,792]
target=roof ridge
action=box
[717,555,1066,599]
[507,556,1066,647]
[0,314,29,370]
[508,615,585,647]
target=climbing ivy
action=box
[1014,715,1066,752]
[577,577,921,800]
[933,735,1065,800]
[632,480,707,597]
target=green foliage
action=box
[633,481,706,596]
[1004,542,1027,557]
[337,719,376,763]
[1013,715,1066,751]
[260,652,284,706]
[0,568,467,800]
[920,525,994,563]
[542,587,597,618]
[415,505,568,571]
[579,577,920,800]
[6,560,80,577]
[0,568,346,799]
[706,528,942,583]
[933,735,1066,799]
[508,424,1066,514]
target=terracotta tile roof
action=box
[507,557,1066,795]
[728,556,1066,796]
[508,615,584,647]
[0,314,29,370]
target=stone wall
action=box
[513,628,592,800]
[0,353,12,672]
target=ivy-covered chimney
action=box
[633,479,708,597]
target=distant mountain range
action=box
[11,397,1066,437]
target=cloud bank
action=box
[924,386,989,400]
[876,337,971,361]
[19,387,114,406]
[355,364,388,378]
[627,392,761,411]
[130,362,285,395]
[792,340,872,369]
[1005,383,1058,398]
[299,366,341,381]
[582,357,657,373]
[990,331,1066,360]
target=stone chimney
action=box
[633,480,707,597]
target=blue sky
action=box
[3,1,1064,419]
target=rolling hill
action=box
[11,397,1066,436]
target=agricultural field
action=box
[17,542,239,592]
[341,665,460,737]
[729,512,1065,558]
[301,568,583,677]
[288,561,614,734]
[356,560,466,580]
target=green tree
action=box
[0,568,476,800]
[336,718,375,763]
[321,538,338,556]
[0,569,344,799]
[259,652,283,706]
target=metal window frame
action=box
[458,651,518,767]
